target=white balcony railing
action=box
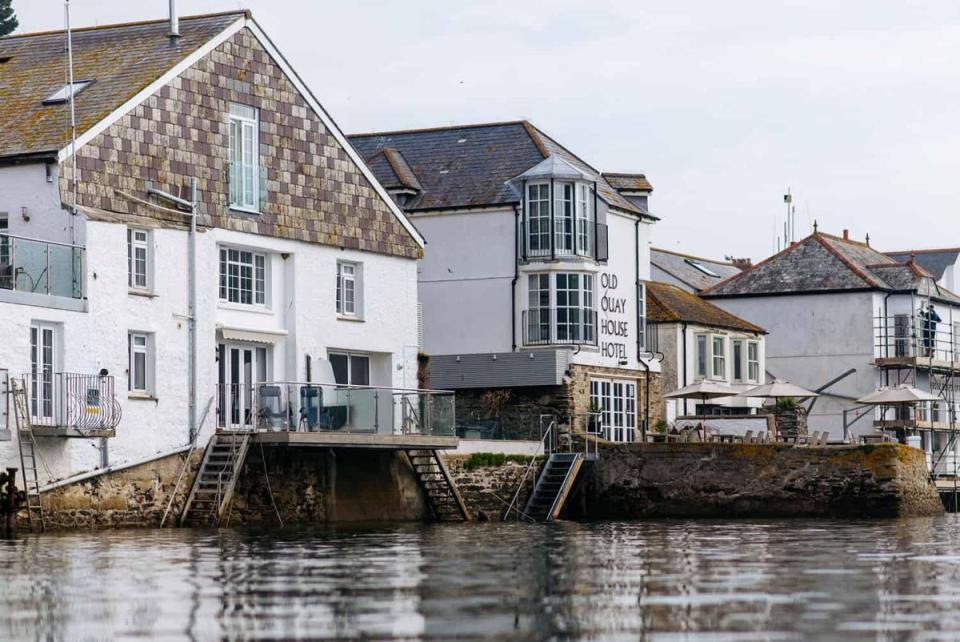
[25,372,121,436]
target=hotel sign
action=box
[599,272,628,360]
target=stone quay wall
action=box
[441,454,541,522]
[583,442,943,519]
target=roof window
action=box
[42,80,92,105]
[685,259,721,278]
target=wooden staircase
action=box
[523,452,584,522]
[11,378,44,532]
[406,449,470,522]
[179,433,251,527]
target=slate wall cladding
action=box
[63,28,420,259]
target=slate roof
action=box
[0,12,245,159]
[603,172,653,192]
[646,281,765,334]
[886,248,960,281]
[348,121,657,219]
[702,232,960,304]
[650,248,743,293]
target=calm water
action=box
[5,518,960,640]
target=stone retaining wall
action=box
[442,454,541,522]
[584,442,943,518]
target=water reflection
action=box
[4,518,960,639]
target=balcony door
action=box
[217,343,268,429]
[30,322,59,423]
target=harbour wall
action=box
[580,442,944,519]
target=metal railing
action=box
[520,221,608,262]
[215,381,456,436]
[874,313,959,363]
[0,233,84,299]
[26,372,121,432]
[522,308,598,347]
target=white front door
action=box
[30,323,58,423]
[217,343,269,428]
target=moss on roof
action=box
[646,280,766,333]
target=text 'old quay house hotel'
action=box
[0,12,428,482]
[350,122,662,440]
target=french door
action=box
[30,323,58,423]
[217,343,268,428]
[590,378,637,442]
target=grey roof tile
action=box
[650,248,742,292]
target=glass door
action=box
[217,343,268,429]
[30,323,57,423]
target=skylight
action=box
[685,258,721,278]
[42,80,92,105]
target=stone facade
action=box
[584,442,943,518]
[442,454,541,522]
[566,363,662,430]
[64,27,420,259]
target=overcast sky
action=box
[13,1,960,260]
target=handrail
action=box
[503,419,553,522]
[254,380,455,395]
[0,232,85,250]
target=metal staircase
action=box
[179,433,250,527]
[522,452,584,522]
[11,378,44,532]
[406,449,470,522]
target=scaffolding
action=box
[874,294,959,510]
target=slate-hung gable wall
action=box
[62,28,419,259]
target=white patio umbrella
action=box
[741,379,820,399]
[857,385,941,436]
[857,385,940,405]
[664,381,739,423]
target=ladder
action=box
[406,449,470,522]
[11,378,44,532]
[522,452,584,522]
[179,433,250,527]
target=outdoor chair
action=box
[299,385,321,431]
[744,430,754,443]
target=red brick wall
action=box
[65,27,420,259]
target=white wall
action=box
[710,291,875,438]
[0,184,420,483]
[415,209,517,355]
[0,163,81,246]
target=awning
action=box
[217,325,288,345]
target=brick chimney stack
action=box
[843,229,849,240]
[727,257,753,271]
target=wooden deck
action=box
[873,419,956,431]
[248,431,459,450]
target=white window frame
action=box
[732,339,744,382]
[591,377,637,442]
[554,182,575,253]
[229,103,260,212]
[128,332,155,395]
[711,335,726,380]
[219,247,267,307]
[336,261,362,318]
[695,334,708,379]
[525,271,595,344]
[747,341,760,383]
[127,227,152,292]
[328,351,371,386]
[526,182,551,256]
[0,212,9,273]
[576,184,593,256]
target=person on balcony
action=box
[920,303,941,358]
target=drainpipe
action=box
[681,322,688,416]
[512,204,520,351]
[188,178,197,443]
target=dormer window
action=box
[524,180,596,259]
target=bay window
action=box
[712,336,726,379]
[732,340,744,382]
[696,334,707,378]
[525,180,596,259]
[747,341,760,382]
[523,272,595,345]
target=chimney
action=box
[169,0,180,39]
[842,229,849,241]
[727,257,753,271]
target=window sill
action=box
[228,205,262,216]
[218,302,273,315]
[337,314,365,323]
[128,288,157,299]
[128,392,158,401]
